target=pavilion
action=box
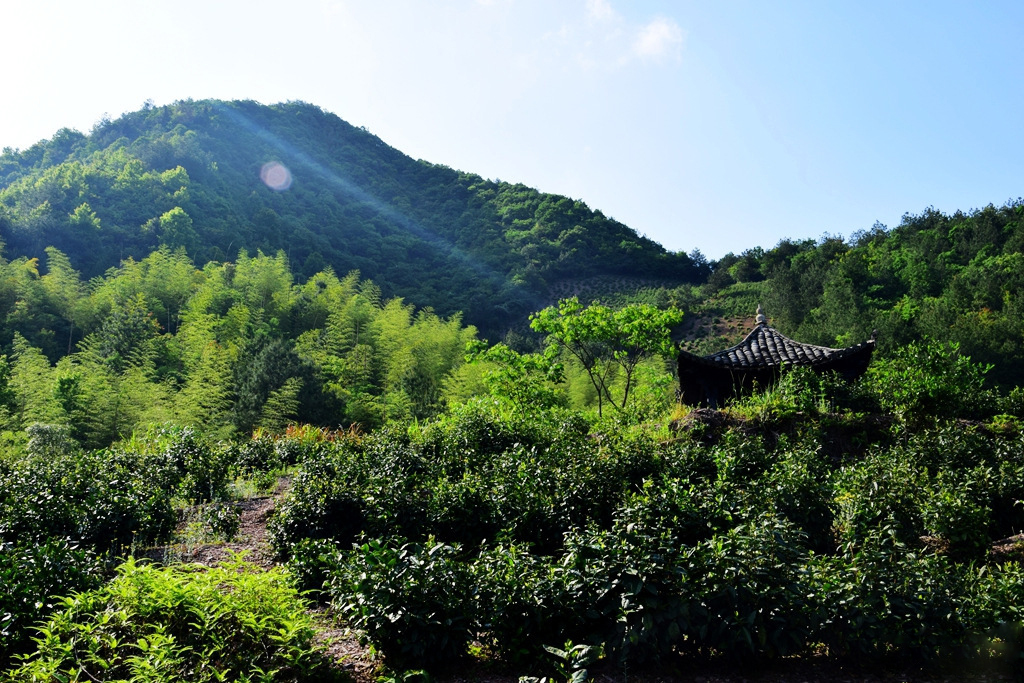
[677,306,876,407]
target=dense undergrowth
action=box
[2,343,1024,679]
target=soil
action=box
[144,479,1020,683]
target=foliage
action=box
[0,246,482,444]
[0,99,704,341]
[3,110,1024,676]
[0,539,104,663]
[530,297,682,417]
[4,556,338,682]
[0,444,176,554]
[866,339,995,421]
[279,397,1024,673]
[332,538,475,669]
[465,340,565,417]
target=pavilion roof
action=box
[679,306,875,370]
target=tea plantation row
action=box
[267,400,1024,673]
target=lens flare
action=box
[260,161,292,190]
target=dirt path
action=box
[142,479,379,680]
[159,478,289,568]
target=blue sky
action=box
[5,0,1023,259]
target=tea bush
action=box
[267,443,366,558]
[229,432,285,478]
[867,340,996,422]
[808,529,975,660]
[159,426,231,503]
[0,447,176,554]
[921,467,994,561]
[832,448,927,547]
[188,501,243,542]
[471,542,570,664]
[269,405,667,557]
[761,445,835,551]
[683,514,814,659]
[551,525,692,666]
[0,539,104,664]
[332,538,476,669]
[220,387,1024,673]
[286,537,347,595]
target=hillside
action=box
[0,99,706,336]
[2,98,1024,395]
[701,203,1024,388]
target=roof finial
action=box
[756,304,767,325]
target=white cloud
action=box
[586,0,615,22]
[633,16,684,63]
[547,4,684,72]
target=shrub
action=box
[866,340,995,422]
[0,448,176,554]
[832,449,927,548]
[332,538,475,669]
[24,423,79,459]
[808,529,975,660]
[162,426,231,503]
[5,556,337,682]
[992,454,1024,537]
[471,543,566,664]
[229,432,284,477]
[188,501,242,542]
[268,468,365,559]
[0,539,104,665]
[119,424,232,504]
[762,445,836,552]
[921,467,993,561]
[286,538,347,596]
[683,514,815,659]
[554,526,691,666]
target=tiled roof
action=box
[679,306,876,371]
[701,323,863,369]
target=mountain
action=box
[0,99,706,336]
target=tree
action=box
[465,340,564,416]
[174,340,234,439]
[232,336,301,436]
[41,247,87,355]
[529,297,682,417]
[9,334,62,427]
[156,207,198,254]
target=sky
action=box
[4,0,1023,259]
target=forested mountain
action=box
[0,99,704,336]
[1,97,1023,435]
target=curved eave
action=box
[678,326,876,373]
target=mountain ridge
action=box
[0,99,706,336]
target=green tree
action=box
[174,340,235,439]
[156,206,198,253]
[41,247,87,355]
[9,334,62,427]
[530,297,682,417]
[466,340,565,417]
[232,337,302,436]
